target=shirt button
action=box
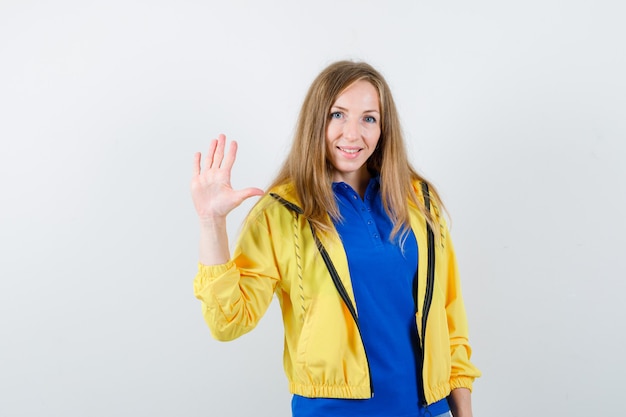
[367,220,372,225]
[373,233,379,239]
[353,195,357,199]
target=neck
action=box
[334,169,373,198]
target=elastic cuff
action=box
[449,376,474,393]
[197,260,235,277]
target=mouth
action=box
[337,146,362,154]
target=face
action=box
[325,80,381,188]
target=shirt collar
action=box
[331,175,381,195]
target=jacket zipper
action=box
[270,193,375,397]
[308,222,375,397]
[416,182,436,406]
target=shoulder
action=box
[247,181,301,222]
[409,178,447,228]
[268,182,299,205]
[409,178,429,205]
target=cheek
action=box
[324,130,335,152]
[369,128,381,146]
[326,122,340,139]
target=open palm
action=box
[191,134,264,221]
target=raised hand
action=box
[191,134,264,222]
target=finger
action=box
[205,139,218,168]
[192,152,201,176]
[221,140,238,171]
[212,134,226,168]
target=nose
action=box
[343,117,360,141]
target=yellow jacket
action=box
[193,181,480,404]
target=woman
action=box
[191,61,480,417]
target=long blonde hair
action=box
[268,60,444,240]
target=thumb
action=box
[235,187,265,203]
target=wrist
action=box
[198,216,227,228]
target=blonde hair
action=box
[268,60,444,240]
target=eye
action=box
[364,115,377,123]
[330,111,343,119]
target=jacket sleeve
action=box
[442,225,482,391]
[193,209,281,341]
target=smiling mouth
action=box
[337,147,362,154]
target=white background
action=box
[1,1,625,416]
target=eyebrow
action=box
[331,105,380,113]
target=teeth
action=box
[339,147,359,154]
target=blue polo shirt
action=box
[292,178,450,417]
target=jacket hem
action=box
[425,382,452,405]
[289,382,371,399]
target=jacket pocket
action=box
[294,294,367,386]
